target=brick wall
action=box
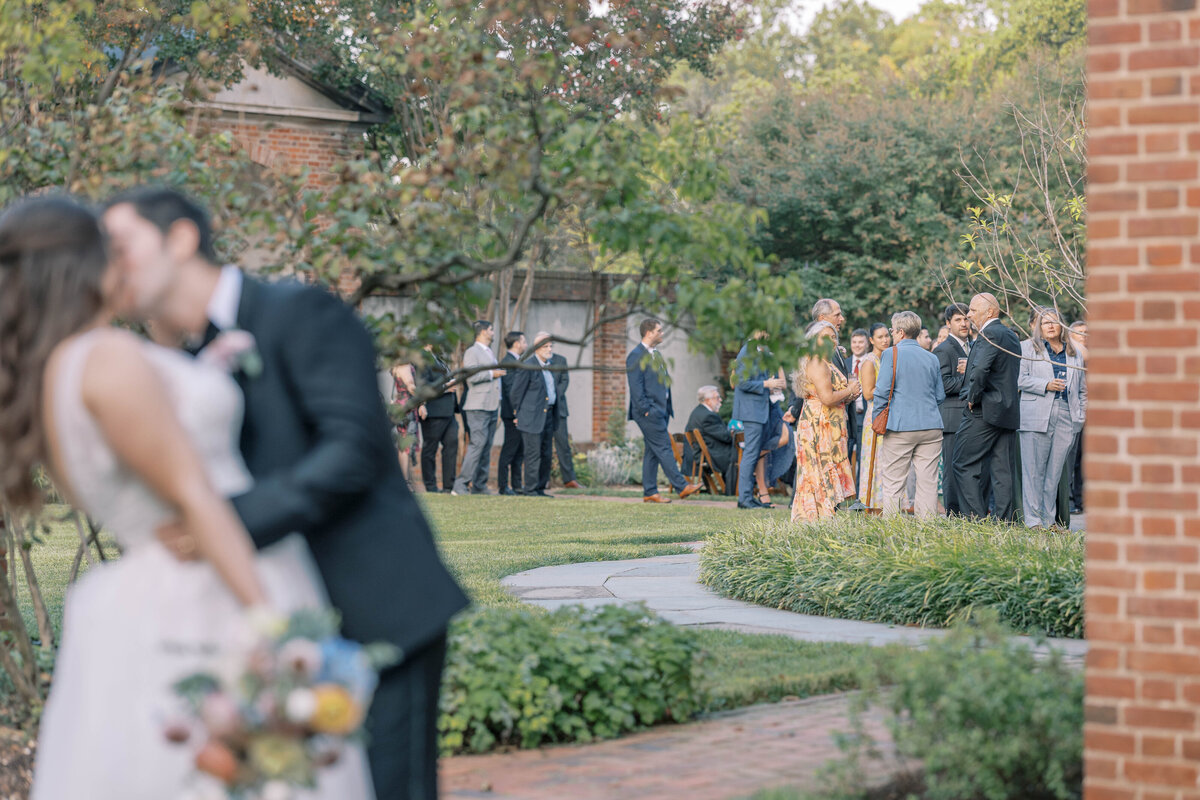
[215,119,361,189]
[1086,2,1200,798]
[590,275,629,443]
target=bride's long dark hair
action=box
[0,195,109,510]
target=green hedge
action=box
[438,604,703,754]
[699,515,1083,638]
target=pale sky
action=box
[791,0,927,29]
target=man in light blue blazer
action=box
[732,331,787,509]
[871,311,945,516]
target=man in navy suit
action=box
[732,331,788,509]
[626,318,701,503]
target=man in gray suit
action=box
[549,351,582,488]
[452,320,505,495]
[933,303,971,515]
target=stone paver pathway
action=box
[441,693,897,800]
[502,551,1089,662]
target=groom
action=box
[102,188,469,800]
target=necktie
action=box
[853,358,860,376]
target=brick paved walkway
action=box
[440,693,897,800]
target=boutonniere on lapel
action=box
[197,329,263,379]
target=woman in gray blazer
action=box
[1018,307,1087,529]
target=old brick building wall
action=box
[1086,2,1200,798]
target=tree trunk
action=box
[0,515,37,688]
[516,255,537,334]
[11,514,54,652]
[67,511,94,585]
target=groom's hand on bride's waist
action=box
[157,521,200,561]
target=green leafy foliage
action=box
[439,604,704,754]
[881,614,1083,800]
[699,515,1082,638]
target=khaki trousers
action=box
[877,428,943,517]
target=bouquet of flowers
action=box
[165,609,398,800]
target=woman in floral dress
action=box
[792,321,863,522]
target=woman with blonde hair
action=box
[791,320,862,522]
[1018,306,1087,529]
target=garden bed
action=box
[699,515,1083,639]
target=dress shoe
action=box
[737,498,765,509]
[677,483,702,500]
[471,487,493,495]
[500,488,518,496]
[526,490,553,498]
[643,494,672,504]
[563,480,583,490]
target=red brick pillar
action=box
[591,276,628,443]
[1086,2,1200,798]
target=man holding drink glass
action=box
[933,303,973,515]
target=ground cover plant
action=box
[6,498,893,757]
[700,515,1083,639]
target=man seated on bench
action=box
[687,385,737,495]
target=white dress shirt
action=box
[207,265,244,331]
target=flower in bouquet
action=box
[166,609,397,798]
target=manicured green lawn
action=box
[14,497,888,711]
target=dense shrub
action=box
[439,604,704,754]
[584,440,644,486]
[699,515,1082,638]
[885,615,1083,799]
[750,616,1083,800]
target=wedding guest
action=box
[627,319,701,503]
[917,327,933,351]
[452,320,505,496]
[418,345,458,493]
[687,385,736,493]
[935,325,950,347]
[933,303,971,515]
[511,332,557,497]
[1018,307,1087,529]
[732,330,787,509]
[549,350,582,489]
[390,363,420,487]
[1066,320,1088,513]
[845,327,870,476]
[497,331,526,495]
[791,320,862,522]
[952,293,1021,521]
[857,322,893,505]
[812,299,858,464]
[871,312,945,516]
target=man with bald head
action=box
[950,292,1021,520]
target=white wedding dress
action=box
[32,330,375,800]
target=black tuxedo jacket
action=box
[511,354,554,434]
[686,404,732,471]
[550,353,570,419]
[229,278,468,655]
[933,336,969,433]
[418,354,457,418]
[963,320,1020,430]
[500,351,520,421]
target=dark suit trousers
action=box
[419,416,458,492]
[635,413,687,496]
[366,633,446,800]
[952,409,1016,522]
[552,416,577,482]
[521,410,556,492]
[497,417,524,491]
[941,431,959,515]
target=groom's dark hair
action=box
[104,187,218,264]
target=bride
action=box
[0,195,373,798]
